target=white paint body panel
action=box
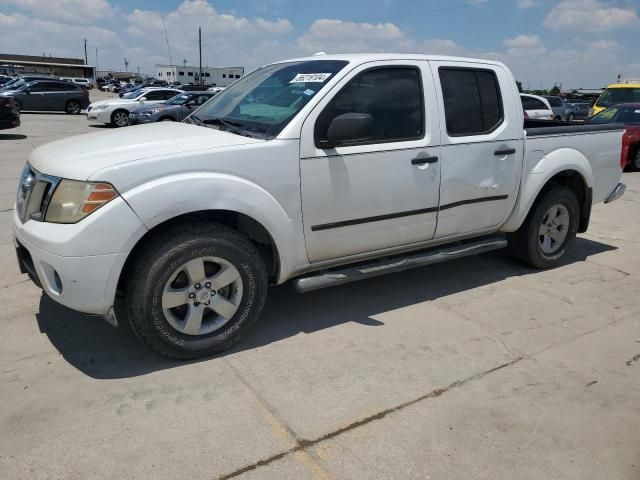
[299,60,441,262]
[11,53,624,318]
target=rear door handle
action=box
[494,148,516,156]
[411,156,438,166]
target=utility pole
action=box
[183,58,187,67]
[95,48,99,79]
[83,38,88,65]
[199,26,203,86]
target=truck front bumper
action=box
[11,198,147,317]
[604,183,626,204]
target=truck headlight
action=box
[45,180,118,224]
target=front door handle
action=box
[411,156,438,166]
[494,148,516,156]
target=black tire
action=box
[509,186,579,269]
[629,150,640,172]
[14,101,22,112]
[65,100,81,114]
[159,116,175,122]
[125,223,268,360]
[111,109,129,127]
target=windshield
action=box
[596,87,640,108]
[188,60,349,139]
[3,79,27,90]
[122,88,143,99]
[166,93,191,105]
[588,107,619,123]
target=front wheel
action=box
[509,186,579,269]
[111,109,129,127]
[125,223,268,359]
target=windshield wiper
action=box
[201,117,254,137]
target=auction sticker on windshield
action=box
[290,73,332,83]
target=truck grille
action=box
[16,164,60,223]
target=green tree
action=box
[516,80,523,93]
[549,84,561,95]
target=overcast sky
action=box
[1,0,639,88]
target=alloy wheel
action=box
[538,204,570,254]
[161,256,244,336]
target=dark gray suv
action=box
[0,80,90,114]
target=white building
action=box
[155,64,244,86]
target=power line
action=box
[358,0,508,24]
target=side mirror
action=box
[324,112,374,148]
[139,97,147,103]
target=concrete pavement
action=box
[0,104,639,479]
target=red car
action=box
[588,103,640,171]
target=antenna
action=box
[199,26,203,86]
[162,15,173,66]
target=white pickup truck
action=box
[13,54,626,359]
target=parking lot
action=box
[1,105,639,479]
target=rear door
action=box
[299,60,441,263]
[430,61,523,238]
[22,81,57,110]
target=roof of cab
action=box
[270,53,508,68]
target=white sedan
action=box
[87,88,183,127]
[520,93,554,120]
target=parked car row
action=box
[520,94,590,122]
[87,87,185,127]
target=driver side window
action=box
[314,67,424,148]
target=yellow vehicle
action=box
[590,82,640,117]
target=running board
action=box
[293,236,508,293]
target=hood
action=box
[29,122,264,180]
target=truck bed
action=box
[524,119,624,136]
[523,119,625,205]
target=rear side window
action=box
[29,82,58,92]
[315,67,424,147]
[546,97,563,107]
[521,96,548,110]
[439,67,504,136]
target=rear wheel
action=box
[159,116,175,122]
[125,223,268,359]
[65,100,81,114]
[111,109,129,127]
[509,186,579,269]
[630,150,640,172]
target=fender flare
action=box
[501,147,594,232]
[121,172,300,282]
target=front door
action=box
[429,61,522,238]
[300,61,441,263]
